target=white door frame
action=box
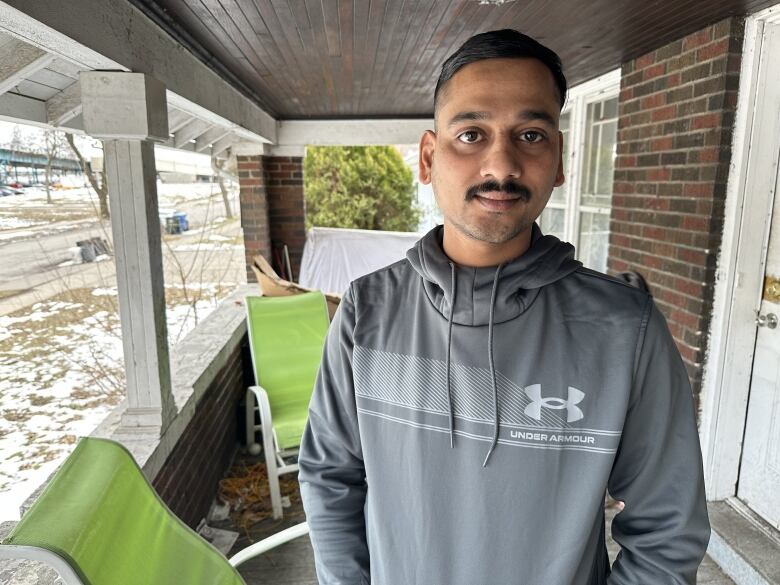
[700,5,780,500]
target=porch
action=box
[1,0,780,583]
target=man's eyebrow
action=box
[447,111,490,127]
[517,110,557,127]
[446,109,557,128]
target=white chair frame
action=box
[0,522,310,584]
[245,385,301,520]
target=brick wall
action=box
[264,156,306,281]
[152,341,249,528]
[608,17,744,403]
[238,155,271,283]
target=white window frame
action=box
[541,69,620,270]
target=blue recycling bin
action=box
[172,211,189,231]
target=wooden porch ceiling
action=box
[140,0,778,119]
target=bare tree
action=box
[211,157,234,219]
[42,130,66,204]
[66,133,109,219]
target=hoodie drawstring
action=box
[482,264,503,468]
[446,262,457,448]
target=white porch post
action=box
[81,71,175,433]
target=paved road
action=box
[0,220,109,286]
[0,190,244,316]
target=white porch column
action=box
[81,71,175,433]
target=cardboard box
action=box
[251,254,341,320]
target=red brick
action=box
[665,72,682,88]
[635,52,656,70]
[697,38,730,61]
[683,183,714,197]
[647,168,671,181]
[678,248,707,264]
[650,136,674,151]
[698,148,720,163]
[640,93,666,109]
[691,113,720,130]
[651,105,677,122]
[643,63,667,81]
[675,275,703,297]
[642,225,665,240]
[683,27,714,51]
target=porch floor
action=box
[219,455,734,585]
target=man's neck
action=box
[441,225,533,268]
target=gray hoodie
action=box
[298,224,710,585]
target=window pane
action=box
[602,96,618,119]
[550,111,571,205]
[539,207,565,240]
[577,211,610,273]
[580,97,618,208]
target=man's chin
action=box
[455,219,533,245]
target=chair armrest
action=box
[227,522,309,568]
[248,385,272,421]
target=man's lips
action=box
[473,192,525,212]
[474,190,522,201]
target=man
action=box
[298,29,710,585]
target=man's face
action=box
[420,58,565,250]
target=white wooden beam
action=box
[277,119,434,146]
[173,118,210,149]
[167,110,193,134]
[46,79,81,126]
[263,144,306,157]
[0,0,276,143]
[0,91,46,125]
[81,70,174,433]
[0,36,55,94]
[104,139,176,433]
[81,71,168,141]
[60,112,83,133]
[195,125,231,153]
[211,133,236,158]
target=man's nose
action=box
[480,136,522,182]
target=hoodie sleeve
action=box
[298,285,370,585]
[606,300,710,585]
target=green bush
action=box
[304,146,420,232]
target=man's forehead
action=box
[436,57,562,120]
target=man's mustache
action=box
[465,180,531,201]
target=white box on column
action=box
[81,71,168,141]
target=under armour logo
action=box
[524,385,585,422]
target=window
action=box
[539,70,620,273]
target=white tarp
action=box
[298,227,424,295]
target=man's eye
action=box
[457,130,482,144]
[520,131,544,143]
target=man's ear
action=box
[553,130,565,187]
[419,130,436,185]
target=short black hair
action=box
[434,29,567,118]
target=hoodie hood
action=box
[406,223,582,326]
[406,222,582,466]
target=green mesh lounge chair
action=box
[0,437,309,585]
[245,292,330,519]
